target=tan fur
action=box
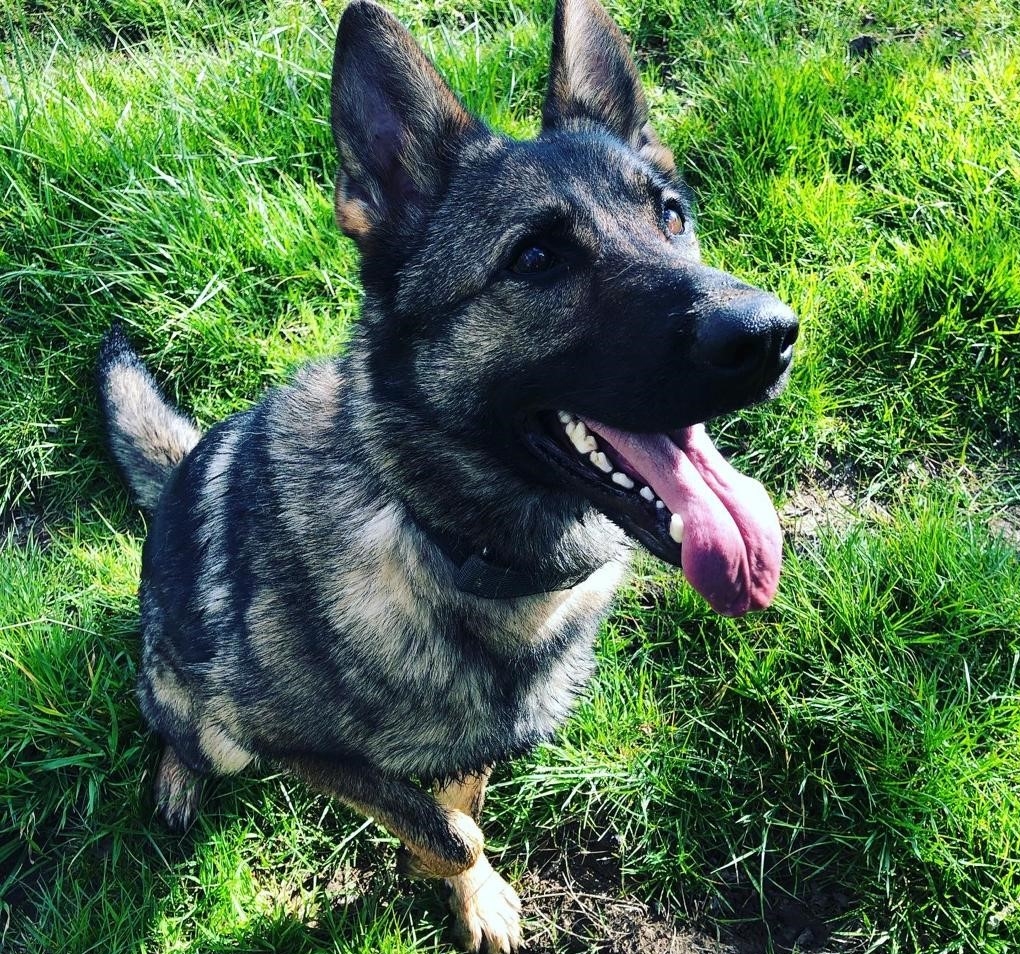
[435,769,492,821]
[639,135,676,175]
[334,169,376,239]
[147,659,194,721]
[447,855,523,954]
[398,772,494,880]
[434,767,522,946]
[104,362,201,509]
[197,723,254,774]
[154,747,202,832]
[283,754,485,879]
[529,561,626,644]
[432,767,522,949]
[396,812,486,880]
[245,587,299,673]
[321,503,423,628]
[105,364,200,470]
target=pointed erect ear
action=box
[542,0,674,174]
[330,1,483,243]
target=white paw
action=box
[447,856,522,953]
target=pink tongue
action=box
[582,421,782,616]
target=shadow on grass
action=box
[5,759,455,953]
[1,592,451,952]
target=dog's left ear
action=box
[542,0,674,174]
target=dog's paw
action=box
[447,856,522,953]
[154,746,203,833]
[397,811,485,879]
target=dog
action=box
[97,0,797,949]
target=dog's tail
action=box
[97,323,201,510]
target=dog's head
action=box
[329,0,798,616]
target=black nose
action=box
[696,290,799,381]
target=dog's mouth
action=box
[524,412,782,616]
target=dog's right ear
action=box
[330,1,482,244]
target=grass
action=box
[2,0,1020,951]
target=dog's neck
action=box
[340,348,630,596]
[403,503,607,599]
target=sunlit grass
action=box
[2,1,1019,951]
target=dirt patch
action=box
[990,505,1020,550]
[708,871,859,954]
[780,464,1020,556]
[521,827,726,954]
[0,503,52,550]
[849,13,973,64]
[517,825,858,954]
[779,481,887,538]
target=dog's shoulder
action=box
[253,357,356,484]
[267,357,347,431]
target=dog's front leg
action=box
[282,754,484,878]
[284,756,520,952]
[433,770,522,954]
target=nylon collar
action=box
[408,509,598,600]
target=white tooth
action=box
[669,513,685,544]
[640,486,655,502]
[569,425,597,455]
[590,451,612,473]
[612,471,635,489]
[656,499,665,509]
[558,411,572,424]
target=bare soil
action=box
[517,824,859,954]
[779,481,888,538]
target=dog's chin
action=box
[522,412,684,567]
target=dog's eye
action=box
[510,244,555,275]
[662,201,685,237]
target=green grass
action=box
[2,0,1020,951]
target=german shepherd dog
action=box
[98,0,797,949]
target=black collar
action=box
[407,508,599,600]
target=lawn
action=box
[2,0,1020,952]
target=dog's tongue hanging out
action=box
[582,420,782,617]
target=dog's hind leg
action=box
[435,770,522,954]
[138,659,208,833]
[139,654,255,833]
[154,745,205,833]
[152,726,255,833]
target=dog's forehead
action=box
[452,132,658,211]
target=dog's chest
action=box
[330,554,626,778]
